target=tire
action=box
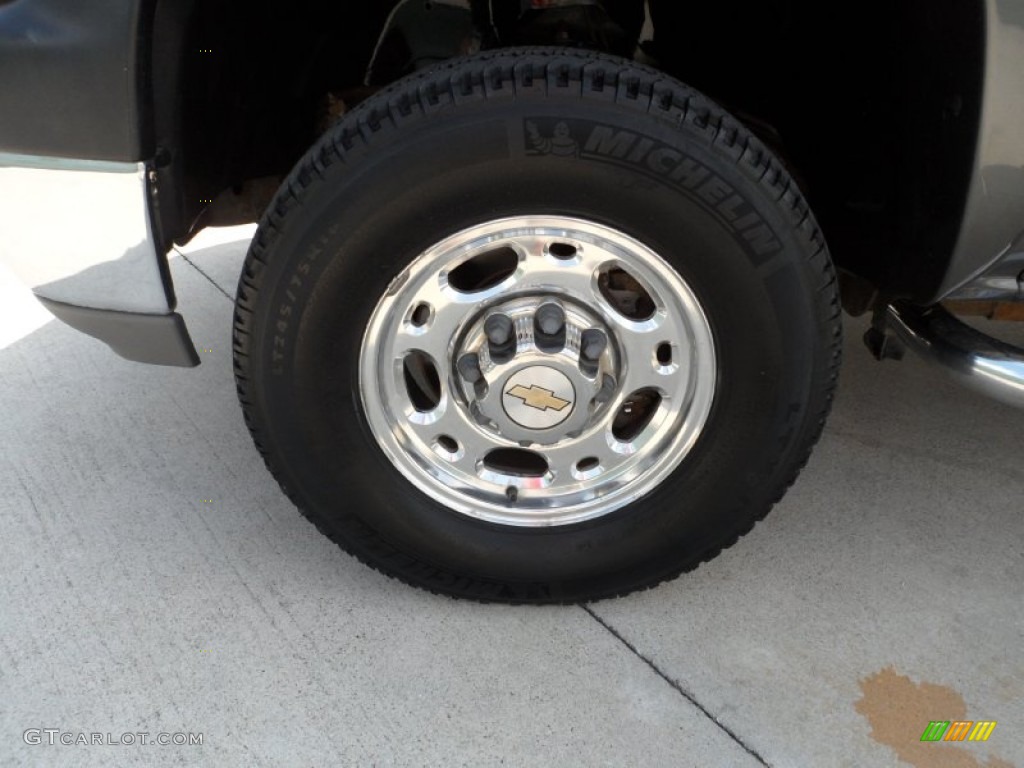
[233,48,841,603]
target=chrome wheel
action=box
[359,216,717,526]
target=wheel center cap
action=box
[502,366,576,430]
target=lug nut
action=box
[457,353,483,383]
[579,329,608,376]
[534,302,566,353]
[485,314,513,344]
[485,314,516,363]
[594,374,617,404]
[581,329,607,360]
[536,303,565,336]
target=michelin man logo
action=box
[526,121,580,158]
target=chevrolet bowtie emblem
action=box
[506,384,572,412]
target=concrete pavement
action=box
[1,226,1021,767]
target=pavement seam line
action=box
[174,247,234,302]
[581,604,771,767]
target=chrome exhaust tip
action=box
[881,301,1024,408]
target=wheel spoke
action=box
[517,242,607,296]
[619,353,672,400]
[540,424,616,485]
[518,263,596,298]
[613,317,694,401]
[406,399,491,470]
[393,291,467,366]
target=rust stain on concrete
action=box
[855,667,1014,768]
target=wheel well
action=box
[148,0,390,248]
[149,0,984,302]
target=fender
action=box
[0,0,151,162]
